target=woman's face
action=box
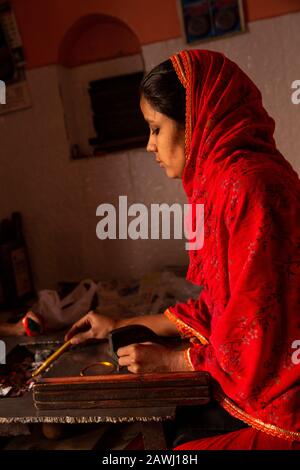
[140,96,186,179]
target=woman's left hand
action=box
[117,343,189,373]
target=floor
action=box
[0,422,145,450]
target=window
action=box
[88,71,148,154]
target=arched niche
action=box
[57,14,145,157]
[58,14,142,68]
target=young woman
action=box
[66,50,300,449]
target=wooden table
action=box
[0,335,211,450]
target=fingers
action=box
[117,343,152,357]
[117,344,154,373]
[64,313,91,341]
[117,344,137,368]
[69,329,93,345]
[116,343,171,374]
[65,323,80,342]
[127,364,141,374]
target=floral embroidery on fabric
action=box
[167,50,300,441]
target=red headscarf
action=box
[165,50,300,441]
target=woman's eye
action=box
[151,128,160,135]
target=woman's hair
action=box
[140,59,186,127]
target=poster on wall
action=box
[0,1,31,115]
[177,0,245,44]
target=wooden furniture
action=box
[33,371,210,411]
[32,341,210,412]
[0,335,211,449]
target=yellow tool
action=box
[31,339,72,378]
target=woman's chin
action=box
[165,168,179,179]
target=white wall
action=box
[58,53,144,156]
[0,12,299,289]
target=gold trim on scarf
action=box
[170,54,187,87]
[214,386,300,442]
[170,51,193,161]
[181,50,193,161]
[165,304,300,441]
[164,308,209,345]
[165,309,300,440]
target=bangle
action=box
[184,348,195,371]
[79,361,116,376]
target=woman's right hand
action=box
[64,311,117,345]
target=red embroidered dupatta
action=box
[165,50,300,441]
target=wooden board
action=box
[32,341,211,410]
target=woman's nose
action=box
[146,136,157,153]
